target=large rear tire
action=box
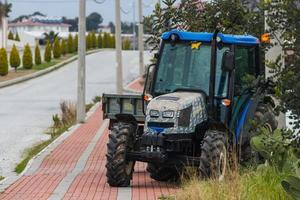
[106,122,135,187]
[241,103,278,163]
[146,164,180,182]
[199,130,227,181]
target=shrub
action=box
[9,44,20,72]
[111,35,116,48]
[8,31,14,40]
[53,38,61,59]
[35,44,42,65]
[97,33,102,48]
[22,44,33,69]
[67,34,74,53]
[74,34,78,52]
[102,32,109,48]
[86,33,92,50]
[44,42,52,62]
[61,39,67,56]
[122,38,131,50]
[15,32,20,41]
[91,32,97,49]
[0,48,8,76]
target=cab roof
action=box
[162,30,260,45]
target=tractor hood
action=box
[144,92,208,134]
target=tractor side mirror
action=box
[154,53,159,59]
[221,51,234,72]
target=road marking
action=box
[48,120,109,200]
[117,187,132,200]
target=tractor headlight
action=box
[149,110,160,117]
[162,110,174,118]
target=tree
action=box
[97,33,102,48]
[102,32,109,48]
[43,31,59,44]
[15,32,20,41]
[53,38,61,59]
[110,34,116,48]
[91,32,97,49]
[264,0,300,132]
[86,12,103,31]
[86,33,92,50]
[8,31,13,40]
[35,44,41,65]
[61,39,67,56]
[122,38,131,50]
[9,44,20,72]
[22,44,33,69]
[67,34,74,53]
[0,48,8,76]
[44,42,52,62]
[108,22,115,34]
[62,17,78,32]
[74,34,78,52]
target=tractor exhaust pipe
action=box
[208,29,220,119]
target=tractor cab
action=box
[144,30,262,136]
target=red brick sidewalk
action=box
[0,78,178,200]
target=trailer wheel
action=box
[147,164,180,182]
[199,130,227,181]
[106,122,135,187]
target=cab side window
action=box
[235,46,257,95]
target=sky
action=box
[7,0,163,24]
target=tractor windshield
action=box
[154,41,229,96]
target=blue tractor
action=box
[103,30,277,186]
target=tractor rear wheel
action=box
[146,164,180,182]
[106,122,135,187]
[199,130,227,180]
[242,103,278,163]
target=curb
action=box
[0,49,103,89]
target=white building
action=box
[9,16,70,34]
[7,15,71,46]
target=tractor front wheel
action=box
[199,130,227,181]
[106,122,135,187]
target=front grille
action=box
[147,122,174,128]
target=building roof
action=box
[161,30,260,45]
[9,20,71,27]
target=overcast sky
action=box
[7,0,163,24]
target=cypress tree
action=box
[8,31,14,40]
[44,42,52,62]
[35,44,42,65]
[22,44,33,69]
[102,33,109,48]
[10,44,21,72]
[15,32,20,41]
[61,39,67,56]
[0,48,8,76]
[67,34,74,53]
[74,34,78,52]
[91,32,97,49]
[53,38,61,59]
[97,33,102,48]
[122,38,131,50]
[86,33,92,50]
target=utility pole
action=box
[77,0,86,123]
[115,0,123,94]
[138,0,144,76]
[132,1,136,50]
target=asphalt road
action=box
[0,50,151,177]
